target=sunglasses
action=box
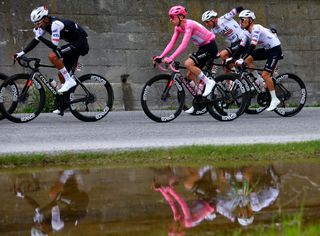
[240,18,248,22]
[169,15,177,20]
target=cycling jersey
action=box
[250,24,281,49]
[44,16,88,45]
[212,8,248,44]
[160,19,215,61]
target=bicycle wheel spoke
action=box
[207,74,248,121]
[0,74,44,123]
[274,73,306,117]
[69,74,113,122]
[141,74,184,122]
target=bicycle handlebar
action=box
[154,61,187,73]
[15,56,55,70]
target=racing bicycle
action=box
[0,56,114,123]
[140,60,249,122]
[227,63,307,116]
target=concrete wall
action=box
[1,0,319,109]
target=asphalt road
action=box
[0,108,319,154]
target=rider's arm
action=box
[222,6,243,20]
[232,32,250,59]
[159,28,180,58]
[51,20,64,46]
[242,26,260,59]
[167,26,192,61]
[22,38,40,54]
[37,20,65,53]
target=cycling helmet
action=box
[168,5,187,17]
[30,6,48,23]
[239,10,256,20]
[202,10,218,22]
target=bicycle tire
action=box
[206,74,249,121]
[0,73,11,120]
[141,74,185,122]
[273,73,307,117]
[69,74,114,122]
[0,73,45,123]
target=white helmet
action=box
[239,10,256,20]
[202,10,218,22]
[30,6,48,23]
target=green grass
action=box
[0,140,319,169]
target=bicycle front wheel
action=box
[0,73,10,120]
[69,74,114,122]
[141,74,185,122]
[0,73,45,123]
[274,73,307,117]
[207,74,249,121]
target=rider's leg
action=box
[262,70,280,111]
[184,58,215,97]
[48,51,73,84]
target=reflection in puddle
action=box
[0,163,320,235]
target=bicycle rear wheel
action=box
[0,73,45,123]
[273,73,307,117]
[141,74,185,122]
[206,74,249,121]
[69,74,114,122]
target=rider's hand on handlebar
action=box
[152,56,162,64]
[13,51,25,64]
[235,58,245,66]
[163,57,173,64]
[14,51,25,59]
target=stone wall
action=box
[0,0,319,109]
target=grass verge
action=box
[0,140,319,169]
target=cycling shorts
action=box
[190,40,218,69]
[57,37,89,72]
[252,45,282,73]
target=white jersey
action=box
[250,24,281,49]
[212,9,248,44]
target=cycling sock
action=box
[59,67,72,82]
[269,90,278,100]
[198,71,210,84]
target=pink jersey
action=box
[160,19,215,60]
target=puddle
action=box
[0,162,320,235]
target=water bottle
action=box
[49,78,57,88]
[188,80,196,89]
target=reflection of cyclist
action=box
[154,186,215,228]
[153,5,218,108]
[14,170,89,235]
[215,166,280,226]
[152,169,215,234]
[14,5,89,99]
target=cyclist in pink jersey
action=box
[235,10,282,111]
[153,6,218,114]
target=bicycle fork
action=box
[161,79,175,101]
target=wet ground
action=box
[0,162,320,235]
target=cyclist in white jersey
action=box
[201,6,250,64]
[235,10,282,111]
